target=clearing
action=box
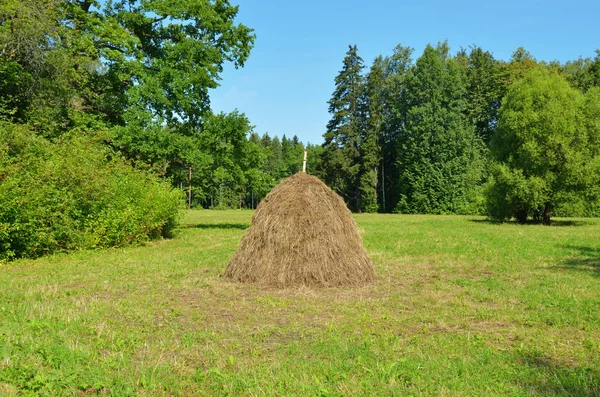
[0,210,599,396]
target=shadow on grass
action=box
[180,223,249,230]
[469,219,592,227]
[516,350,600,396]
[556,245,600,277]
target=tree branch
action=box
[80,1,93,13]
[97,42,126,54]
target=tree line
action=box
[313,43,600,223]
[2,0,600,259]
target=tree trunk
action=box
[516,209,528,224]
[188,166,192,209]
[543,203,552,225]
[81,1,93,13]
[381,156,385,212]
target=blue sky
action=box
[209,0,600,145]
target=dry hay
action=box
[224,172,375,288]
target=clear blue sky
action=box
[209,0,599,145]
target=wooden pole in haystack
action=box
[302,150,307,173]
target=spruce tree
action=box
[395,45,484,214]
[362,56,386,212]
[380,44,413,212]
[590,50,600,88]
[462,47,507,145]
[268,136,283,179]
[281,135,304,175]
[322,45,366,211]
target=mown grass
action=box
[1,210,599,396]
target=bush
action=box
[553,197,600,218]
[0,123,183,260]
[484,163,549,222]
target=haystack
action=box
[224,172,374,288]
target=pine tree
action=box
[260,132,272,148]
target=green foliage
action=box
[485,163,549,222]
[561,57,597,92]
[0,0,258,199]
[361,56,385,212]
[0,123,182,260]
[316,42,600,217]
[0,0,99,133]
[505,47,538,86]
[461,46,508,145]
[0,0,254,128]
[322,45,371,211]
[198,112,252,208]
[590,50,600,88]
[377,44,414,212]
[97,0,255,185]
[280,135,305,177]
[395,44,485,214]
[562,50,600,92]
[306,143,325,177]
[487,67,600,223]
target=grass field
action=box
[1,210,599,396]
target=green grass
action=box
[1,210,599,396]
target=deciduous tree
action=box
[487,67,600,223]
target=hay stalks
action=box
[224,172,375,288]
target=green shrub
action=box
[553,198,600,218]
[484,163,549,222]
[0,122,183,260]
[485,162,600,221]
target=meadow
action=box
[0,210,599,396]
